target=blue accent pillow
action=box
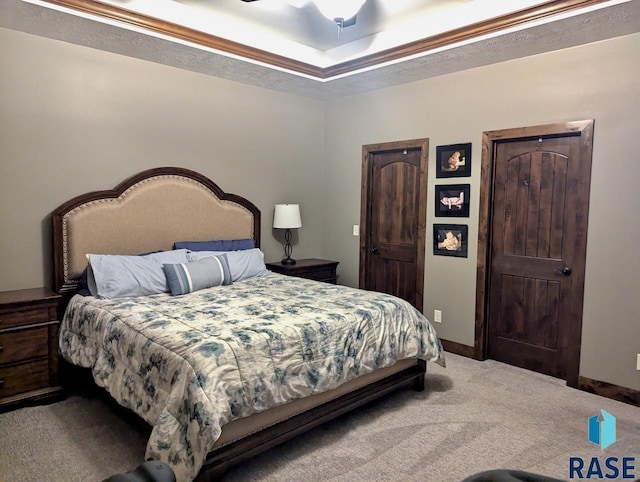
[86,249,190,298]
[173,238,255,251]
[163,255,232,296]
[77,267,92,296]
[187,248,270,282]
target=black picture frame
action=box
[436,143,472,178]
[435,184,470,217]
[433,224,468,258]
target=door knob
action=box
[370,246,378,254]
[559,266,572,276]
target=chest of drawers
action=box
[0,288,64,411]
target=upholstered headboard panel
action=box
[52,167,260,292]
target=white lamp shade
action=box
[314,0,366,21]
[273,204,302,229]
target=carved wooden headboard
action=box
[52,167,260,293]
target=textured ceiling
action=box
[2,0,639,99]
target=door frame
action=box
[360,138,429,312]
[474,120,594,387]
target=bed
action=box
[52,167,445,481]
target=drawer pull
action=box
[0,378,4,389]
[0,345,3,353]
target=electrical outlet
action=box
[353,225,360,236]
[434,309,442,323]
[637,354,640,371]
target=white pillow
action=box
[186,248,270,282]
[87,249,189,298]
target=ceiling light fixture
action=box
[313,0,366,27]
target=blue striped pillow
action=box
[162,255,232,296]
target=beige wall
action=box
[1,26,638,392]
[322,33,640,391]
[0,28,325,291]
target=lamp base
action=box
[282,231,296,265]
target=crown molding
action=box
[42,0,615,79]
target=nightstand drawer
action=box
[0,307,52,329]
[0,288,63,411]
[0,360,50,398]
[266,259,339,285]
[0,327,49,364]
[303,267,337,282]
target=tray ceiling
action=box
[2,0,639,98]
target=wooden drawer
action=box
[301,267,336,282]
[0,288,63,411]
[266,259,339,285]
[0,327,49,365]
[0,307,53,329]
[0,359,50,398]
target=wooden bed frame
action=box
[51,167,427,480]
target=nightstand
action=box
[0,288,64,411]
[266,258,339,284]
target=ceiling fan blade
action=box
[342,15,357,27]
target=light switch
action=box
[353,225,360,236]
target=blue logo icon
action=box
[588,409,616,450]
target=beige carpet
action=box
[1,353,638,482]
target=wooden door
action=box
[476,121,594,385]
[360,139,428,311]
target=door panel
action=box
[370,152,419,307]
[496,275,559,349]
[360,139,428,311]
[487,134,590,379]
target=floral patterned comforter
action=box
[59,273,444,481]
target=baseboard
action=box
[440,339,475,358]
[439,342,640,408]
[578,376,640,407]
